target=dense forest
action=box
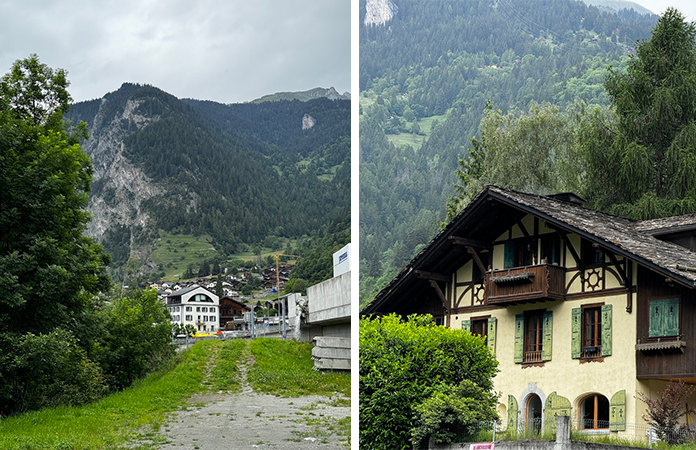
[66,84,350,283]
[359,0,659,307]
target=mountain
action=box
[358,0,658,307]
[251,87,350,103]
[66,83,350,281]
[581,0,655,17]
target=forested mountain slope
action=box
[359,0,657,307]
[66,83,350,280]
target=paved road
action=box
[154,389,350,449]
[136,349,350,449]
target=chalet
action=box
[363,186,696,436]
[218,295,250,330]
[166,285,220,333]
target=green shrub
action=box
[411,380,498,449]
[360,314,499,450]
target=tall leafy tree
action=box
[584,8,696,218]
[0,54,110,335]
[446,102,584,221]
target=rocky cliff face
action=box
[364,0,398,26]
[302,113,316,130]
[81,97,163,267]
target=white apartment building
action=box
[166,285,220,332]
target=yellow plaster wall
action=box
[451,219,644,429]
[457,291,641,430]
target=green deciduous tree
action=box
[94,289,174,390]
[360,314,498,450]
[585,8,696,218]
[446,102,584,221]
[0,54,111,336]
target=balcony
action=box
[485,263,566,305]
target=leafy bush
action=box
[360,314,499,450]
[411,380,498,448]
[0,329,105,415]
[638,380,696,445]
[94,289,174,390]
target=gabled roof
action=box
[363,186,696,315]
[167,284,204,297]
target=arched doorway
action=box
[527,394,543,436]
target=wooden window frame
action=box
[471,316,489,345]
[582,303,603,358]
[524,310,544,363]
[579,394,610,430]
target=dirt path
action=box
[149,347,351,449]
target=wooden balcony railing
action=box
[523,350,543,363]
[485,264,566,305]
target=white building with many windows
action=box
[166,285,220,333]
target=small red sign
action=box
[470,444,495,450]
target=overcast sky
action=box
[631,0,696,22]
[0,0,350,104]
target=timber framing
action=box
[363,186,696,316]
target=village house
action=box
[218,295,250,330]
[166,284,220,333]
[363,186,696,437]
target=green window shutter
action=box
[487,317,497,354]
[514,314,524,363]
[542,310,553,361]
[664,298,680,336]
[649,298,680,337]
[462,320,471,333]
[571,308,582,359]
[610,390,626,431]
[544,392,571,425]
[508,394,519,432]
[602,304,612,356]
[504,240,515,269]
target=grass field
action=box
[386,114,446,150]
[0,339,350,450]
[148,230,297,282]
[149,231,222,281]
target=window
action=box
[572,305,612,359]
[185,315,192,321]
[202,307,208,312]
[583,307,602,357]
[525,312,544,362]
[193,293,213,303]
[581,239,604,267]
[463,317,497,354]
[210,307,216,313]
[471,318,488,344]
[540,234,561,265]
[649,297,680,338]
[196,306,201,312]
[515,311,552,363]
[579,394,609,430]
[186,306,192,312]
[504,239,531,269]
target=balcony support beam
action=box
[466,246,487,275]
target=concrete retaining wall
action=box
[432,417,645,450]
[312,336,351,371]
